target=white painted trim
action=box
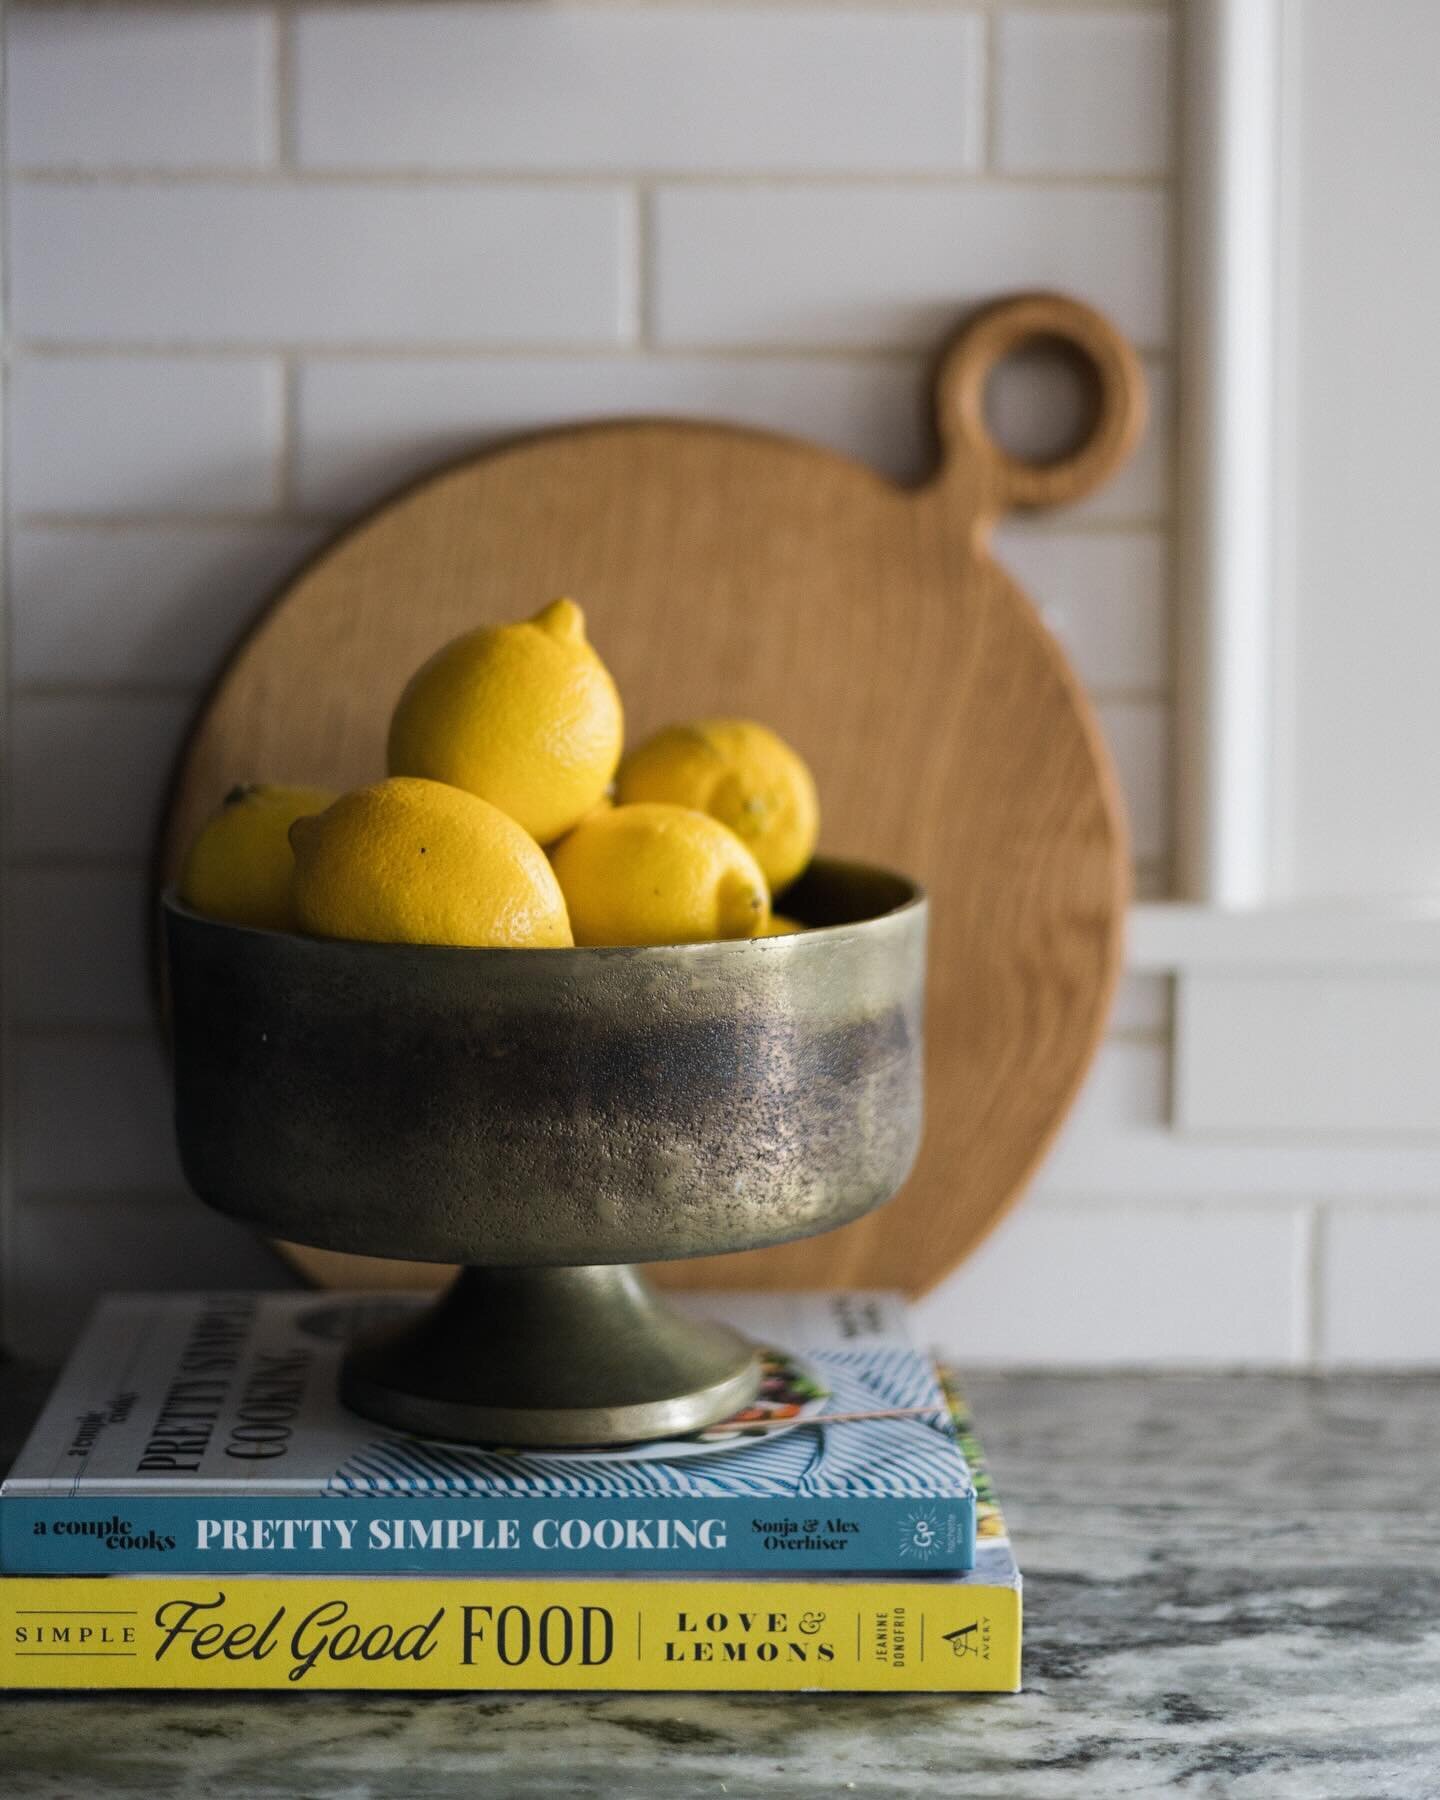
[1266,0,1305,904]
[0,2,13,1350]
[1174,0,1283,905]
[1131,902,1440,972]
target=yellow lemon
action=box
[550,803,770,947]
[289,777,572,949]
[179,782,336,932]
[388,598,623,844]
[617,718,819,890]
[759,914,805,936]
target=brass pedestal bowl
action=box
[162,858,925,1447]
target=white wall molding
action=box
[1158,0,1440,1147]
[1178,0,1440,910]
[1174,0,1281,905]
[1130,902,1440,972]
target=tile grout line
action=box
[273,3,297,172]
[982,4,1001,173]
[7,1018,1176,1049]
[7,507,1175,534]
[8,341,1178,365]
[9,164,1174,191]
[12,1022,163,1043]
[2,850,1178,879]
[1019,1192,1366,1217]
[275,354,301,512]
[13,1191,197,1212]
[1306,1202,1326,1369]
[633,184,655,350]
[6,854,161,874]
[12,510,347,531]
[2,675,1180,704]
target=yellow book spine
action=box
[1,1575,1020,1693]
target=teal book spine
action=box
[0,1493,974,1576]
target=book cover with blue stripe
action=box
[0,1291,974,1576]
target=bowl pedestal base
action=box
[339,1263,762,1447]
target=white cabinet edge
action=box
[1175,0,1284,905]
[1130,902,1440,971]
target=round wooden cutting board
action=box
[156,292,1144,1298]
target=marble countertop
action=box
[4,1369,1438,1798]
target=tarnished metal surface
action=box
[341,1265,763,1446]
[163,858,926,1269]
[165,860,924,1443]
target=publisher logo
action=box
[897,1508,944,1562]
[943,1619,991,1662]
[943,1622,979,1658]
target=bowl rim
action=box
[159,854,926,960]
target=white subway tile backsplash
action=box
[1036,1120,1440,1201]
[651,185,1170,350]
[1064,1041,1168,1137]
[912,1202,1309,1365]
[10,358,283,516]
[7,870,151,1028]
[1108,974,1171,1038]
[20,0,1394,1369]
[297,351,1169,520]
[13,1035,184,1192]
[9,1196,282,1359]
[7,694,192,860]
[1178,975,1440,1137]
[295,354,930,514]
[6,7,276,170]
[296,5,983,175]
[996,10,1173,177]
[1320,1208,1440,1365]
[1096,698,1170,862]
[11,524,321,685]
[11,183,636,348]
[994,526,1169,693]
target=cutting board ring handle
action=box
[932,291,1148,514]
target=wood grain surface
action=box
[156,292,1145,1297]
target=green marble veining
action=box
[3,1372,1438,1799]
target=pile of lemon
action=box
[179,600,819,950]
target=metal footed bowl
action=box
[163,858,926,1446]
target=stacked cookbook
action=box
[0,1290,1021,1692]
